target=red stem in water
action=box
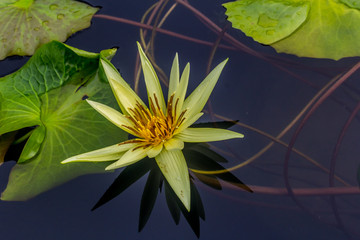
[283,61,360,209]
[93,14,236,50]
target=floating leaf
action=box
[0,41,126,201]
[224,0,360,60]
[0,0,98,60]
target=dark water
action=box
[1,0,360,239]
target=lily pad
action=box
[0,0,98,60]
[224,0,360,60]
[0,41,126,201]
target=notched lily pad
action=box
[0,41,126,201]
[0,0,99,60]
[224,0,360,59]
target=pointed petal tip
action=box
[184,198,191,212]
[61,156,78,164]
[177,128,244,143]
[235,132,245,138]
[85,99,95,105]
[60,159,69,164]
[221,58,229,65]
[105,164,117,171]
[136,42,145,55]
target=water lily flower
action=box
[62,42,244,211]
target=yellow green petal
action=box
[61,143,136,163]
[155,149,190,211]
[136,42,166,113]
[182,59,228,118]
[147,143,163,158]
[174,63,190,117]
[100,59,147,115]
[86,99,139,136]
[164,138,184,151]
[176,127,244,142]
[105,144,148,170]
[168,53,179,101]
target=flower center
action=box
[123,94,186,146]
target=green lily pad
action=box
[0,0,98,60]
[0,41,126,201]
[224,0,360,60]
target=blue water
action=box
[1,0,360,239]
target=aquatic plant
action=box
[1,0,360,238]
[62,42,244,211]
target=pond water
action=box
[1,0,360,239]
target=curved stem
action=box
[191,73,350,187]
[206,23,229,75]
[283,61,360,217]
[328,101,360,236]
[242,185,360,196]
[93,14,236,50]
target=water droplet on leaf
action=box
[257,14,278,28]
[49,4,58,10]
[266,30,275,35]
[57,14,64,20]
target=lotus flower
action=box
[62,42,244,211]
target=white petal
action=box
[61,143,136,163]
[182,59,228,117]
[174,112,203,135]
[86,100,139,136]
[168,53,179,101]
[100,59,147,115]
[164,138,184,151]
[176,127,244,142]
[137,42,166,113]
[105,144,148,170]
[155,149,191,211]
[174,63,190,117]
[147,143,163,158]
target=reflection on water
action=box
[1,0,360,239]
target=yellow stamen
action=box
[122,95,187,147]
